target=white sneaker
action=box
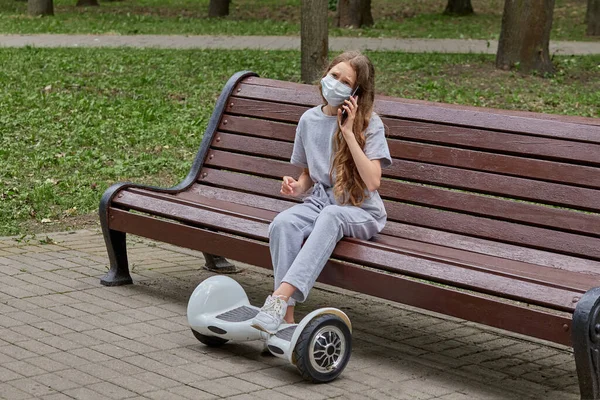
[251,295,288,334]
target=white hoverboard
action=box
[187,275,352,383]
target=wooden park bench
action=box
[99,71,600,399]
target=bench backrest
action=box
[198,74,600,264]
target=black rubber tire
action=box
[191,329,229,347]
[293,314,352,383]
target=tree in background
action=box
[336,0,373,28]
[301,0,328,84]
[209,0,230,17]
[496,0,555,74]
[444,0,474,16]
[28,0,53,15]
[587,0,600,36]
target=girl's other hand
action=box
[281,176,303,197]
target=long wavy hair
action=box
[319,51,376,207]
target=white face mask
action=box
[320,74,353,107]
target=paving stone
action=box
[0,229,584,400]
[0,382,32,400]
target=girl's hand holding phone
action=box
[338,95,358,139]
[281,176,303,197]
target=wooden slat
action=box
[384,201,600,261]
[234,82,321,107]
[378,181,600,237]
[192,184,600,274]
[389,140,600,189]
[140,185,599,294]
[204,149,301,179]
[182,184,298,213]
[111,190,582,311]
[197,167,600,260]
[108,207,573,346]
[383,118,600,165]
[235,77,600,142]
[207,136,600,236]
[212,132,293,160]
[226,97,306,123]
[245,76,599,128]
[388,160,600,212]
[112,190,269,240]
[199,167,286,200]
[208,131,600,212]
[383,221,600,275]
[219,114,296,141]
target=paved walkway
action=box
[0,229,580,399]
[1,34,599,55]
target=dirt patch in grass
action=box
[19,212,100,236]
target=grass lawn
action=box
[1,48,598,237]
[0,0,597,42]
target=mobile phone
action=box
[341,86,360,124]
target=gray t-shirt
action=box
[290,105,392,221]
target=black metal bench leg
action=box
[100,228,133,286]
[573,287,600,399]
[202,252,239,274]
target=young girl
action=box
[251,51,392,334]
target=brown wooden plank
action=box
[108,195,581,312]
[377,100,600,143]
[384,221,600,275]
[206,138,600,213]
[246,76,599,128]
[332,239,582,311]
[112,190,269,240]
[198,167,600,260]
[238,77,600,142]
[199,167,286,201]
[379,181,600,238]
[183,184,298,213]
[108,207,573,345]
[226,97,307,123]
[375,92,600,127]
[211,132,293,161]
[195,181,600,275]
[147,185,599,294]
[194,183,600,273]
[383,118,600,165]
[369,235,598,293]
[204,149,301,179]
[233,82,321,107]
[204,137,600,236]
[219,114,296,142]
[389,160,600,212]
[385,202,600,261]
[389,140,600,189]
[220,107,599,166]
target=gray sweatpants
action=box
[268,183,383,306]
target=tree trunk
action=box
[362,0,374,26]
[28,0,53,16]
[444,0,474,16]
[208,0,229,18]
[496,0,555,74]
[587,0,600,36]
[337,0,373,28]
[301,0,328,84]
[76,0,99,5]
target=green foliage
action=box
[0,0,595,41]
[1,48,598,236]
